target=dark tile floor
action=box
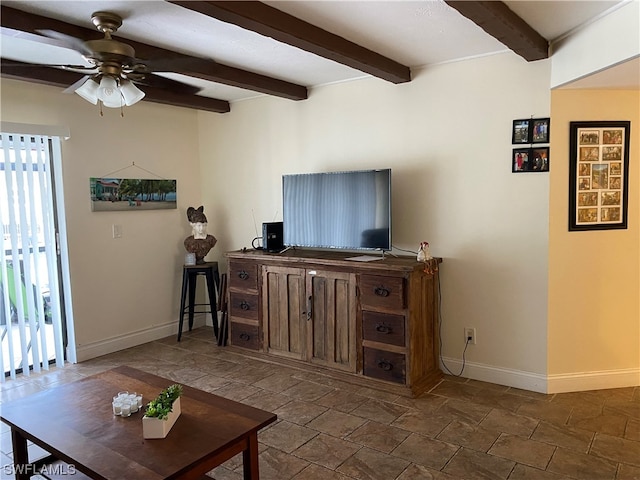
[1,327,639,480]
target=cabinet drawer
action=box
[230,322,260,350]
[363,347,406,384]
[362,311,405,346]
[229,292,259,320]
[229,260,259,291]
[360,275,405,310]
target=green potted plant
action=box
[142,384,183,439]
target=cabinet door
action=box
[263,265,306,360]
[307,269,357,372]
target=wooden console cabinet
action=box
[226,249,442,397]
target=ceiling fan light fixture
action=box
[75,78,99,105]
[97,75,120,104]
[101,94,123,109]
[120,80,145,106]
[75,76,145,111]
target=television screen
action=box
[282,169,391,251]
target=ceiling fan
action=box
[12,11,202,112]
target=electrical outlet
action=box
[464,327,476,345]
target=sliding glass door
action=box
[0,130,72,379]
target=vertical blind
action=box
[0,132,66,380]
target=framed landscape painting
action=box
[90,178,177,212]
[568,121,630,231]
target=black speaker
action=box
[262,222,284,252]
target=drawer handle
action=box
[374,286,390,297]
[239,333,251,341]
[375,324,391,334]
[238,270,249,280]
[239,301,250,311]
[377,359,393,371]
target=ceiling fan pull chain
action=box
[99,101,104,117]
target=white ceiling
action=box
[0,0,634,104]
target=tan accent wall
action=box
[548,89,639,381]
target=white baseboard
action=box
[547,368,640,393]
[76,329,639,394]
[440,356,640,394]
[440,356,548,393]
[75,316,207,362]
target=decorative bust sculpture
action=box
[184,206,217,264]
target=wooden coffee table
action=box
[0,366,277,479]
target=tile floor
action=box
[1,327,639,480]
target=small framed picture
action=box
[531,147,549,171]
[512,119,531,144]
[512,148,530,172]
[531,118,550,143]
[513,147,550,173]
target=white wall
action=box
[2,12,636,394]
[550,0,640,88]
[0,79,203,360]
[198,52,552,391]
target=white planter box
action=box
[142,397,181,439]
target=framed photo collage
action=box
[568,121,630,231]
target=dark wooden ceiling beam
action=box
[141,85,230,113]
[0,60,230,113]
[0,5,307,102]
[445,1,548,61]
[169,1,412,84]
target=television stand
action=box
[225,249,442,397]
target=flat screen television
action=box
[282,169,391,251]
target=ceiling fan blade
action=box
[130,73,201,95]
[36,29,92,56]
[1,60,95,71]
[62,74,93,94]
